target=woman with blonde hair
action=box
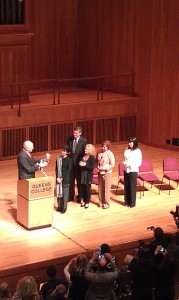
[64,253,88,300]
[79,144,96,208]
[12,276,41,300]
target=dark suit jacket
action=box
[17,149,40,180]
[67,135,88,166]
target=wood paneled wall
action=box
[0,0,178,150]
[77,0,179,148]
[28,0,79,80]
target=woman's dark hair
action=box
[47,265,57,278]
[100,243,111,255]
[154,227,164,242]
[129,137,138,150]
[138,245,152,263]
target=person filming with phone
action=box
[148,227,172,255]
[84,248,119,300]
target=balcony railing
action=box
[0,74,134,117]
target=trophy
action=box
[39,153,51,177]
[44,153,51,162]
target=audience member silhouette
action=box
[0,282,11,300]
[64,253,88,300]
[46,284,71,300]
[148,227,171,255]
[154,245,177,300]
[127,245,157,300]
[40,266,62,300]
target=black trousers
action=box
[69,165,82,201]
[57,184,70,212]
[81,184,91,204]
[124,171,138,207]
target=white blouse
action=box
[123,148,142,173]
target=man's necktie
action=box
[72,139,77,153]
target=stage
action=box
[0,142,179,291]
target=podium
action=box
[17,176,54,230]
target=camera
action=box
[98,254,105,259]
[147,226,155,231]
[159,246,164,253]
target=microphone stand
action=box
[40,167,47,177]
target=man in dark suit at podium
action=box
[67,126,88,202]
[17,140,48,180]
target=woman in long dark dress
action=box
[128,245,157,300]
[79,144,96,209]
[64,254,89,300]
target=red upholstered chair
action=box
[92,167,99,185]
[116,162,141,198]
[138,159,160,195]
[159,158,179,195]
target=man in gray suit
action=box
[67,126,88,202]
[17,140,48,180]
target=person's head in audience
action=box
[153,227,164,243]
[15,276,39,298]
[138,244,152,263]
[0,282,11,299]
[47,265,57,279]
[100,243,111,255]
[98,257,108,271]
[52,284,67,300]
[74,253,88,274]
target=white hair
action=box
[23,141,34,151]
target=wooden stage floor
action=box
[0,142,179,288]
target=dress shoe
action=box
[103,204,109,209]
[80,201,84,207]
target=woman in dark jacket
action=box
[79,144,96,208]
[128,245,157,300]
